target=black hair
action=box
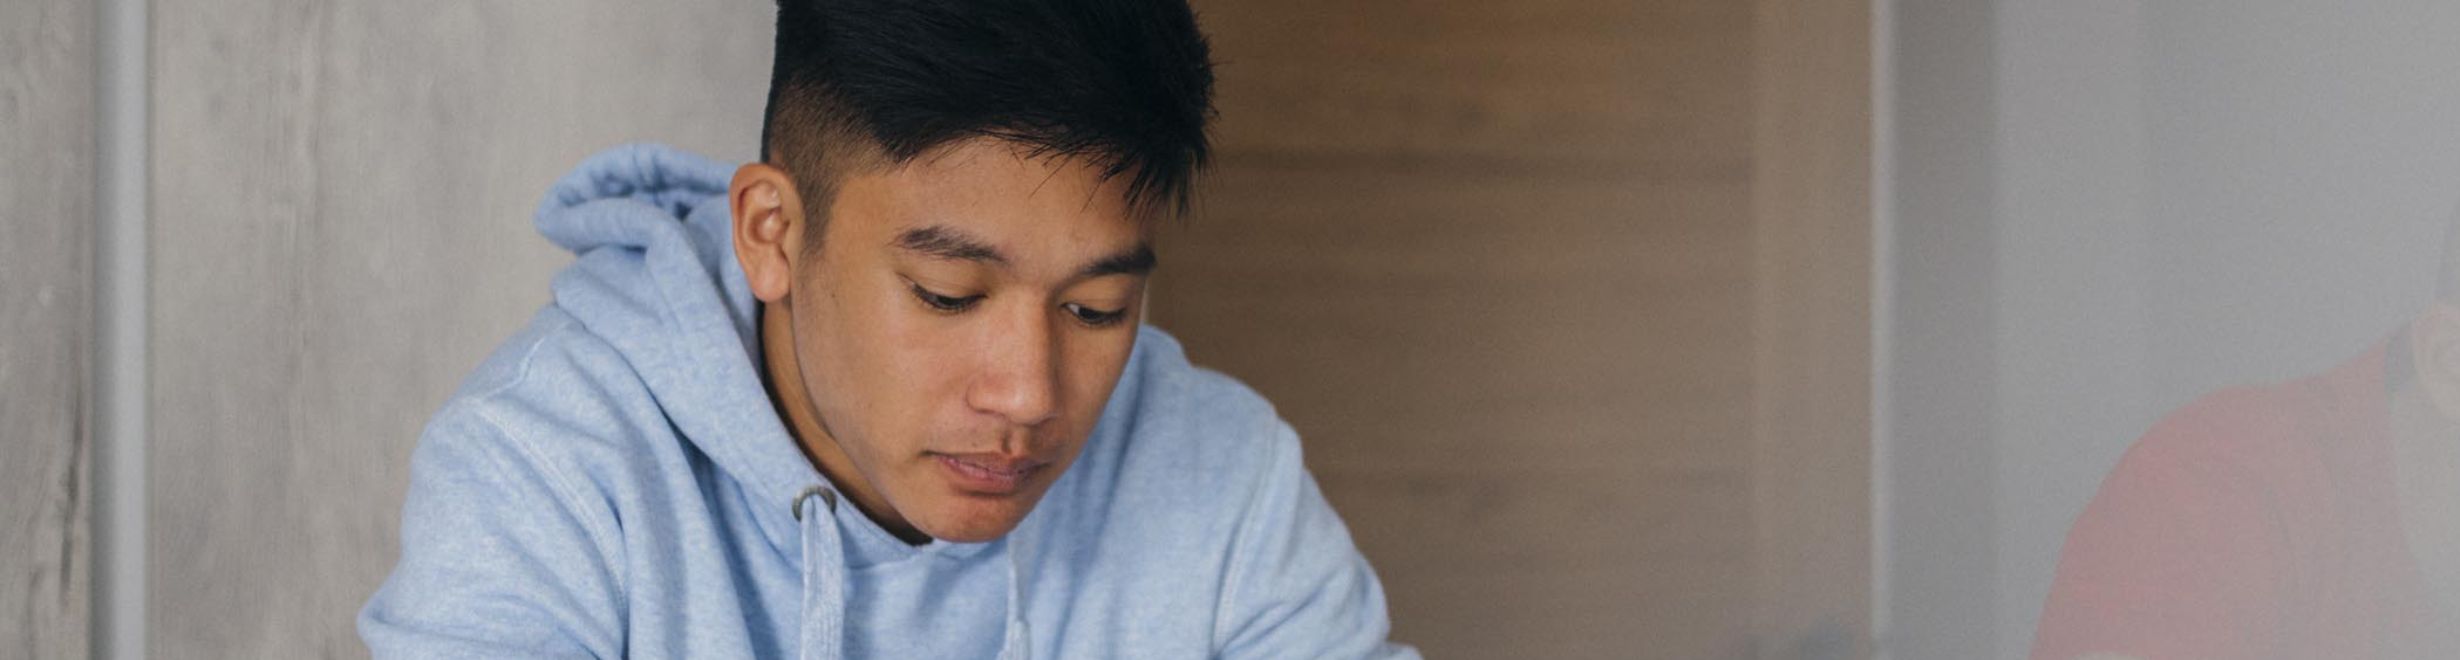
[760,0,1217,230]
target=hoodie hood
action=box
[531,143,822,554]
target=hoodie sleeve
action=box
[359,402,627,659]
[1213,422,1421,660]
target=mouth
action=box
[929,452,1049,495]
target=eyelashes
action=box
[908,282,1127,328]
[910,283,983,313]
[1062,302,1128,327]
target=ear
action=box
[731,163,808,304]
[2412,302,2460,422]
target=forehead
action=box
[827,139,1152,267]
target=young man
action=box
[358,0,1415,657]
[2031,234,2460,658]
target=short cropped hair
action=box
[759,0,1217,236]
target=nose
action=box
[965,304,1061,429]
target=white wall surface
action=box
[1986,4,2153,657]
[1890,1,2460,657]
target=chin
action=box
[919,518,1022,543]
[926,524,1014,544]
[912,496,1039,542]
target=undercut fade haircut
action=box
[760,0,1217,237]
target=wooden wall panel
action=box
[1163,0,1870,657]
[1200,0,1751,168]
[1158,160,1757,658]
[147,2,770,656]
[0,0,95,657]
[1161,0,1813,657]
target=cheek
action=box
[877,311,970,390]
[1059,335,1139,420]
[795,273,943,443]
[859,303,983,439]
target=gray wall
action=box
[1984,4,2154,657]
[147,1,769,655]
[0,0,95,658]
[1887,1,2460,657]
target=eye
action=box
[909,283,982,314]
[1062,302,1128,327]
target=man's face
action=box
[780,138,1151,543]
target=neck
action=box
[758,302,930,544]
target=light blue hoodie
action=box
[358,144,1417,659]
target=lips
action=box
[931,452,1048,495]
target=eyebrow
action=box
[893,225,1007,265]
[892,224,1158,279]
[1080,244,1158,279]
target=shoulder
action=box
[446,306,663,431]
[2032,383,2330,659]
[2051,377,2352,594]
[2058,381,2337,556]
[1121,327,1282,424]
[417,306,680,512]
[1041,326,1298,525]
[1108,326,1291,473]
[2109,381,2335,497]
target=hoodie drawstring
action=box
[998,526,1030,660]
[796,484,1032,660]
[795,486,846,660]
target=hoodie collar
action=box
[794,485,1030,660]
